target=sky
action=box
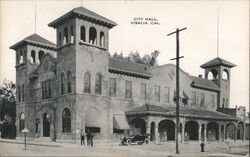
[0,0,249,112]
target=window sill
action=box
[15,63,26,68]
[79,41,106,50]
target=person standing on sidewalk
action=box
[90,132,94,147]
[80,129,85,146]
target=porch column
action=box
[222,125,225,142]
[146,123,150,134]
[155,125,159,143]
[242,124,245,141]
[181,123,185,143]
[204,125,207,143]
[218,124,221,142]
[198,123,202,143]
[234,124,237,142]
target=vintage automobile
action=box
[120,134,150,145]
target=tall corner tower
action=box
[200,57,236,109]
[48,6,117,95]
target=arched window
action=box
[63,27,68,45]
[95,74,102,95]
[62,108,71,133]
[84,72,91,93]
[19,51,24,64]
[18,86,21,102]
[22,84,24,101]
[67,71,72,93]
[70,25,74,43]
[222,69,229,80]
[207,69,218,80]
[38,51,45,63]
[61,73,65,94]
[31,50,36,63]
[19,113,25,132]
[58,32,62,46]
[89,27,97,45]
[80,26,86,42]
[100,31,105,47]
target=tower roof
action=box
[200,57,236,69]
[48,7,117,28]
[10,34,56,50]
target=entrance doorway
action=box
[43,113,50,137]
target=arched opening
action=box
[38,51,44,63]
[85,108,100,133]
[150,122,155,141]
[19,51,24,64]
[185,121,199,140]
[70,25,74,43]
[158,119,175,141]
[222,69,229,80]
[63,27,68,44]
[89,27,97,45]
[18,86,21,102]
[61,73,65,94]
[130,118,146,135]
[62,108,71,133]
[84,72,91,93]
[207,69,218,80]
[67,71,72,93]
[237,122,244,140]
[80,26,86,42]
[19,113,25,132]
[226,123,236,140]
[207,122,219,141]
[43,113,50,137]
[95,74,102,95]
[31,50,36,63]
[100,31,105,46]
[58,32,62,46]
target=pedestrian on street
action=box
[80,129,85,146]
[90,132,94,147]
[86,130,90,146]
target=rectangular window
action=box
[191,91,196,106]
[211,95,215,107]
[113,128,125,134]
[42,80,52,99]
[164,87,170,103]
[200,93,205,107]
[154,85,160,102]
[140,83,147,100]
[125,81,132,99]
[109,78,116,97]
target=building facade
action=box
[10,6,246,142]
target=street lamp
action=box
[21,128,29,150]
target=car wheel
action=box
[127,139,132,145]
[145,138,150,144]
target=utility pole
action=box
[168,27,187,154]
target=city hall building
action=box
[10,6,246,142]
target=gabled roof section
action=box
[200,57,236,68]
[109,57,152,79]
[48,7,117,28]
[10,34,56,50]
[191,76,220,91]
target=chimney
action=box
[198,75,202,78]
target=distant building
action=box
[10,6,246,142]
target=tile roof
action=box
[48,7,117,28]
[191,76,220,91]
[200,57,236,68]
[10,34,56,50]
[109,57,152,79]
[126,104,238,121]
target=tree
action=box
[0,80,16,139]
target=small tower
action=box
[200,57,236,109]
[10,34,56,134]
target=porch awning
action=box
[113,114,129,130]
